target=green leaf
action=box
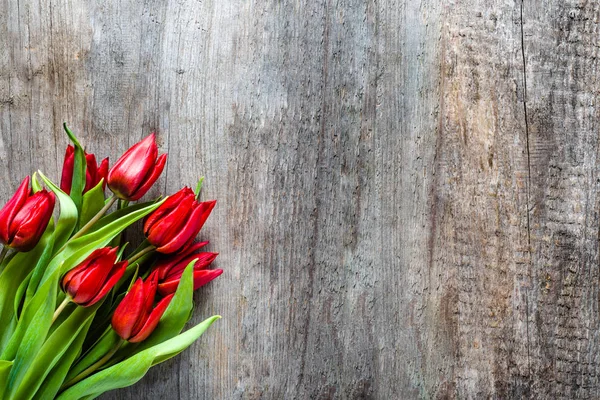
[12,270,32,319]
[0,360,13,399]
[8,302,101,400]
[63,123,86,213]
[194,176,204,199]
[38,171,78,252]
[31,173,42,193]
[0,235,48,350]
[131,261,196,352]
[34,318,91,400]
[4,283,55,395]
[88,201,158,235]
[109,262,196,364]
[2,199,164,362]
[24,225,56,304]
[65,328,121,384]
[57,316,220,400]
[79,180,106,228]
[39,197,165,289]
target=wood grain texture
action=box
[1,0,600,399]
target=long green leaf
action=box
[0,360,13,399]
[39,197,164,289]
[9,302,101,399]
[57,316,220,400]
[107,262,195,366]
[24,228,57,304]
[63,123,86,214]
[65,328,121,384]
[38,172,78,252]
[0,173,77,358]
[127,262,195,354]
[79,180,105,228]
[88,201,158,235]
[4,284,55,394]
[34,319,91,400]
[0,233,48,350]
[2,197,164,361]
[12,270,32,318]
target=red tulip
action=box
[0,177,55,252]
[144,187,216,254]
[107,133,167,201]
[111,273,173,343]
[60,145,109,195]
[61,247,127,307]
[152,241,222,296]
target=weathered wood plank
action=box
[2,0,600,399]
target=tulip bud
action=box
[0,177,55,252]
[61,247,127,307]
[60,145,109,195]
[143,187,216,254]
[153,241,222,296]
[107,133,167,201]
[111,273,173,343]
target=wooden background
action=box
[1,0,599,398]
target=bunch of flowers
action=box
[0,125,222,399]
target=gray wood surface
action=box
[1,0,599,398]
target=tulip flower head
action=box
[111,273,173,343]
[144,187,216,254]
[61,247,127,307]
[153,241,222,296]
[60,145,109,195]
[107,134,167,201]
[0,176,55,252]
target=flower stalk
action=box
[52,297,71,324]
[127,245,155,265]
[61,338,124,390]
[69,195,117,242]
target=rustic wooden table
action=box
[1,0,597,399]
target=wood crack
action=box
[520,0,533,389]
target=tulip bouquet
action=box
[0,125,222,399]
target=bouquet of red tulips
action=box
[0,125,222,399]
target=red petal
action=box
[146,196,195,251]
[108,134,158,199]
[129,153,167,201]
[142,270,159,310]
[157,279,180,296]
[84,152,98,193]
[9,190,55,251]
[129,294,174,343]
[156,200,215,254]
[98,158,109,190]
[164,252,218,281]
[62,258,92,295]
[84,260,127,307]
[192,269,223,290]
[111,278,146,340]
[60,146,75,194]
[69,248,118,304]
[143,187,193,234]
[0,177,30,244]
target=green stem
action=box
[0,247,9,275]
[56,196,117,254]
[52,296,71,324]
[0,246,9,265]
[118,199,130,210]
[71,195,117,241]
[127,245,155,265]
[61,338,124,390]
